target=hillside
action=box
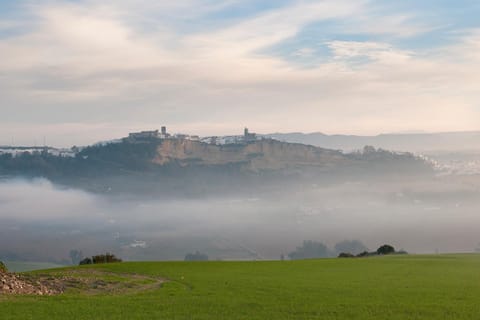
[2,255,480,319]
[154,138,349,170]
[0,138,433,195]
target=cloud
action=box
[0,1,479,146]
[335,13,438,38]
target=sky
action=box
[1,0,480,147]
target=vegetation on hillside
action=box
[0,260,7,273]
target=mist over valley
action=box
[1,131,479,267]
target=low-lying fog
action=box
[1,174,480,264]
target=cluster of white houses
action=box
[125,126,259,145]
[0,127,262,157]
[0,146,76,157]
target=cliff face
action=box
[153,139,350,170]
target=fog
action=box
[1,171,480,265]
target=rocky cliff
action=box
[153,139,350,171]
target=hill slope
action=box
[0,138,433,195]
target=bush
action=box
[92,253,122,264]
[79,257,92,265]
[0,261,7,273]
[79,253,122,265]
[356,251,371,257]
[334,240,369,256]
[338,252,355,258]
[377,244,395,255]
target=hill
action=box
[1,254,480,319]
[0,138,432,195]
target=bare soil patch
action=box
[1,269,165,296]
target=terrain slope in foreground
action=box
[2,254,480,319]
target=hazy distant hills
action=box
[265,131,480,153]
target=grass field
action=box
[2,254,480,319]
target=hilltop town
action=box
[0,127,261,158]
[125,126,259,145]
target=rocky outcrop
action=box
[0,269,63,296]
[153,139,350,170]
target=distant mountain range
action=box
[264,131,480,153]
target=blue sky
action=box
[0,0,479,146]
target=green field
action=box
[2,254,480,319]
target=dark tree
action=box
[338,252,355,258]
[334,240,369,256]
[69,250,84,265]
[79,253,122,265]
[356,251,370,257]
[184,251,209,261]
[79,257,92,265]
[91,253,122,264]
[288,240,330,260]
[377,244,395,255]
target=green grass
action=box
[2,254,480,319]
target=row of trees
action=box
[338,244,406,258]
[288,240,369,260]
[287,240,406,260]
[69,242,400,265]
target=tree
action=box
[69,250,84,265]
[334,240,369,256]
[78,253,122,265]
[79,257,92,265]
[377,244,395,255]
[338,252,354,258]
[184,251,209,261]
[288,240,330,260]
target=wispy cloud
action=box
[0,0,479,146]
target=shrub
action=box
[79,257,92,265]
[334,240,369,256]
[79,253,122,265]
[0,261,7,273]
[338,252,355,258]
[92,253,122,264]
[356,251,371,257]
